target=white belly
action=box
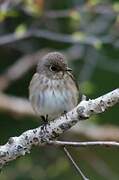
[39,88,73,119]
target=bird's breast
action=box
[30,75,78,120]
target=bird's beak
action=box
[66,67,72,72]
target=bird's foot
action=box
[62,111,68,120]
[41,115,49,133]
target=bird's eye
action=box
[50,65,58,72]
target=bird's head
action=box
[37,52,72,79]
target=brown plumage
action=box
[29,52,79,121]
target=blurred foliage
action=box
[0,0,119,179]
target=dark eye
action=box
[50,65,58,72]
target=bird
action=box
[29,52,79,124]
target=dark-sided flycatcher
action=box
[29,52,79,122]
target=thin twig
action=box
[63,147,89,180]
[48,140,119,148]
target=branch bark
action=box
[0,89,118,168]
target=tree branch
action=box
[0,93,34,116]
[48,140,119,148]
[70,123,119,141]
[0,89,118,168]
[0,29,111,46]
[0,93,119,140]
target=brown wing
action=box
[68,72,79,91]
[67,71,80,104]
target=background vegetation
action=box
[0,0,119,179]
